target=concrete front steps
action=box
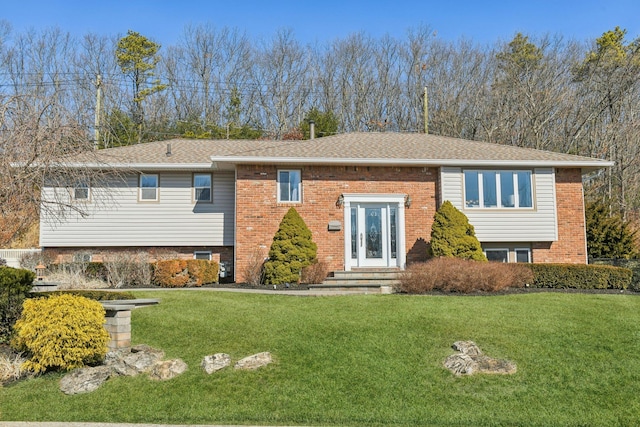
[308,269,401,294]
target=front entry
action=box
[343,194,406,270]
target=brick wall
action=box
[532,168,587,264]
[235,165,437,282]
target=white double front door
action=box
[343,194,406,270]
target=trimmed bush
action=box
[399,258,533,293]
[153,259,219,287]
[591,258,640,290]
[264,208,318,285]
[0,267,36,343]
[11,294,110,373]
[527,263,632,290]
[430,201,487,261]
[186,260,220,286]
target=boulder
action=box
[234,352,272,370]
[452,340,483,356]
[202,353,231,374]
[59,366,112,395]
[444,341,516,376]
[444,353,477,376]
[148,358,188,381]
[104,346,165,376]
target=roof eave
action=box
[210,156,614,170]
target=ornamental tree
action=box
[430,201,487,261]
[263,207,317,285]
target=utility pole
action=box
[423,87,428,134]
[94,74,102,149]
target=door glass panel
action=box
[365,208,382,258]
[390,207,397,259]
[351,207,357,259]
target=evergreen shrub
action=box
[430,201,487,261]
[0,267,35,343]
[11,294,110,373]
[263,207,317,285]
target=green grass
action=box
[2,291,640,426]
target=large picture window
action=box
[464,170,532,209]
[194,173,212,202]
[278,170,301,203]
[139,174,159,201]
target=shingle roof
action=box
[61,132,612,171]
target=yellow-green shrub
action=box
[11,294,110,373]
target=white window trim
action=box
[194,251,212,261]
[277,169,302,203]
[139,173,159,202]
[514,247,532,263]
[464,170,533,209]
[193,173,213,203]
[73,181,91,202]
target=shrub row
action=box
[153,260,219,287]
[32,290,136,301]
[398,258,633,294]
[48,259,220,288]
[527,263,632,290]
[398,258,533,294]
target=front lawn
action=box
[2,291,639,426]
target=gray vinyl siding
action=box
[440,167,557,242]
[40,171,235,247]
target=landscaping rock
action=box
[234,352,272,370]
[444,341,516,376]
[148,358,188,381]
[104,346,165,376]
[202,353,231,374]
[444,353,478,376]
[59,366,112,395]
[452,340,483,356]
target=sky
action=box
[2,0,639,47]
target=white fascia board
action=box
[211,156,614,169]
[47,162,215,170]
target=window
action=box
[140,174,158,201]
[483,246,532,263]
[485,249,509,263]
[515,248,531,263]
[194,174,212,202]
[73,181,90,201]
[194,251,212,260]
[464,170,532,208]
[278,170,301,202]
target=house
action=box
[39,132,612,282]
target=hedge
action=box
[527,263,632,290]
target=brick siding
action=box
[531,168,587,264]
[235,165,437,282]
